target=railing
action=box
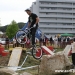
[39,4,74,8]
[39,9,75,13]
[39,14,75,18]
[41,30,75,33]
[39,25,75,28]
[39,19,75,23]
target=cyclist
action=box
[25,9,39,46]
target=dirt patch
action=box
[0,53,10,66]
[0,72,11,75]
[0,50,39,75]
[0,68,18,75]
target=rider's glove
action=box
[33,24,36,28]
[26,28,28,30]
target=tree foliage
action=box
[6,20,19,39]
[0,22,25,32]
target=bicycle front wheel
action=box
[32,45,43,59]
[16,30,27,44]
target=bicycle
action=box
[16,26,43,59]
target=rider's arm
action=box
[28,17,31,28]
[32,13,39,25]
[35,17,39,24]
[28,22,31,28]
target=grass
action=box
[17,51,40,75]
[18,67,39,75]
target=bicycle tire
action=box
[16,30,27,44]
[32,45,43,59]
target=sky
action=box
[0,0,36,26]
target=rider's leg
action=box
[27,32,31,39]
[32,27,37,46]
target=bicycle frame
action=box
[16,26,35,44]
[24,26,34,36]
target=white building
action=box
[30,0,75,38]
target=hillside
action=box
[0,22,26,32]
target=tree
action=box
[6,20,19,39]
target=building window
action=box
[51,7,57,10]
[46,13,48,14]
[73,3,75,5]
[73,24,75,25]
[47,23,49,25]
[40,7,44,10]
[73,13,75,15]
[51,2,57,4]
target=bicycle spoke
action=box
[16,30,27,44]
[32,45,43,59]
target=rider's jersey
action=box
[28,13,38,28]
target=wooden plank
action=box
[9,48,26,51]
[63,45,71,56]
[8,47,22,67]
[41,46,55,55]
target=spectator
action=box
[46,38,49,46]
[5,36,9,49]
[50,36,53,46]
[71,42,75,69]
[26,39,30,48]
[13,37,16,48]
[73,36,75,42]
[43,36,46,46]
[21,37,27,48]
[66,36,70,45]
[54,35,58,48]
[39,36,43,46]
[57,36,61,48]
[16,41,19,47]
[62,37,66,48]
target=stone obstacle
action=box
[40,52,72,75]
[40,44,75,75]
[63,45,72,56]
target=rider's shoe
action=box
[70,64,75,69]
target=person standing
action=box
[39,36,43,46]
[43,36,46,46]
[5,36,9,49]
[57,36,61,48]
[25,9,39,46]
[54,35,58,48]
[73,36,75,42]
[13,38,16,48]
[71,42,75,69]
[50,36,53,46]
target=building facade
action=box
[30,0,75,38]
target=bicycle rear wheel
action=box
[32,45,43,59]
[16,30,27,44]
